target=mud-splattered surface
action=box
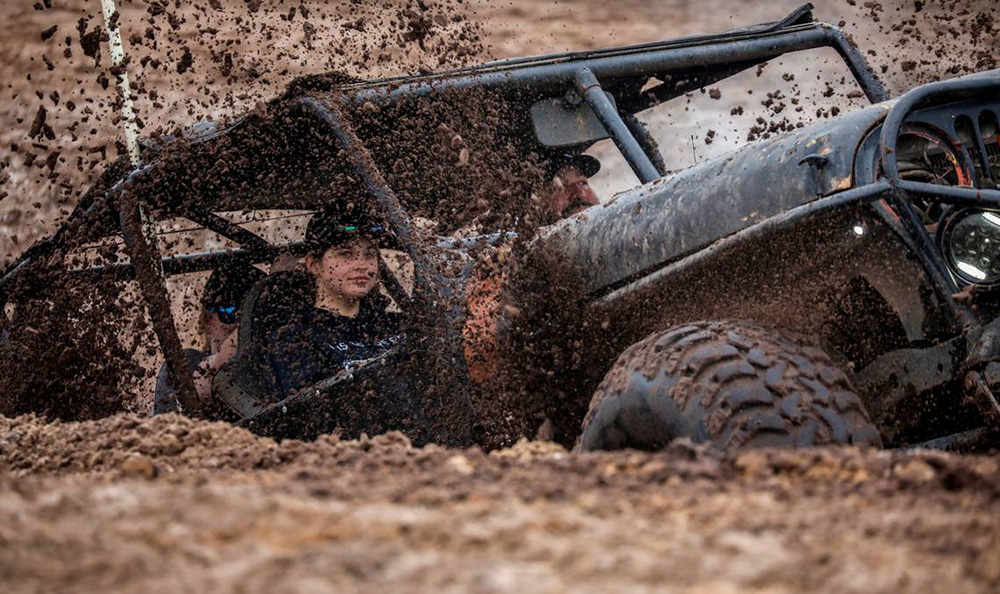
[4,0,1000,264]
[2,413,1000,593]
[4,1,1000,591]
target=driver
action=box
[539,153,601,223]
[262,205,403,399]
[460,153,600,383]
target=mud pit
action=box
[4,0,1000,591]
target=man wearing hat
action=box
[460,153,600,386]
[539,152,601,224]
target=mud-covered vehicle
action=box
[3,4,999,452]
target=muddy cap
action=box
[305,205,389,255]
[201,260,266,310]
[548,153,601,179]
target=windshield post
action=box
[623,114,668,176]
[575,68,661,184]
[822,25,889,103]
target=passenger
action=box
[153,260,265,414]
[539,153,601,223]
[262,205,403,400]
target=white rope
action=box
[99,0,140,167]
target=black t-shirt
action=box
[264,299,403,400]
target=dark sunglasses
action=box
[209,306,239,324]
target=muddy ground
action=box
[4,0,1000,591]
[2,413,1000,593]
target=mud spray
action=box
[2,1,1000,592]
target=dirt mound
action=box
[4,412,1000,493]
[3,413,1000,593]
[1,413,408,477]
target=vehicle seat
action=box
[213,270,316,419]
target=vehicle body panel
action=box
[536,104,890,296]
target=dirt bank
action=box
[2,413,999,593]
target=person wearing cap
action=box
[260,205,403,400]
[200,261,267,353]
[539,153,601,224]
[153,260,265,415]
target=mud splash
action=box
[3,3,1000,591]
[1,0,489,264]
[4,0,1000,438]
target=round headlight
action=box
[941,209,1000,287]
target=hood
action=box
[534,102,893,295]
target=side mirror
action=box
[531,93,615,148]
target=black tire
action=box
[579,321,882,452]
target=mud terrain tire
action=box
[579,321,882,452]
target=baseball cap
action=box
[305,204,390,256]
[548,153,601,179]
[201,259,266,311]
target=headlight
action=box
[941,209,1000,287]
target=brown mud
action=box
[3,1,1000,590]
[3,413,1000,592]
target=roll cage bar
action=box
[1,4,888,285]
[1,4,905,412]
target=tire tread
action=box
[579,320,882,452]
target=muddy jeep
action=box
[3,4,999,452]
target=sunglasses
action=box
[209,306,239,324]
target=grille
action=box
[955,109,1000,185]
[985,138,1000,175]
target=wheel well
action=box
[821,275,910,370]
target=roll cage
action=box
[11,3,997,416]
